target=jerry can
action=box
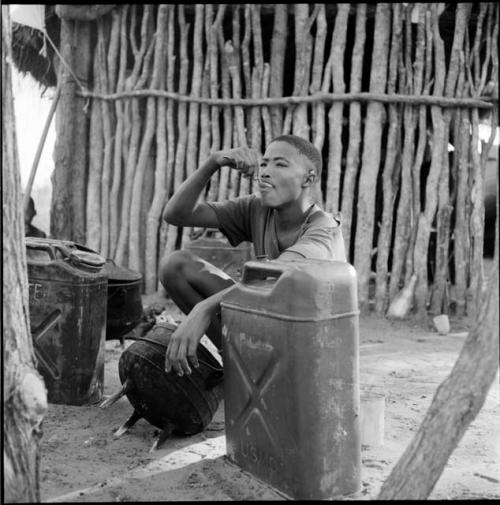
[220,259,361,499]
[26,237,108,405]
[183,229,253,280]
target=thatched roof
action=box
[9,3,478,91]
[11,5,59,89]
[10,4,116,89]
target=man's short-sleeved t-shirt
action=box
[206,194,346,261]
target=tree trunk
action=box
[3,7,48,501]
[51,17,92,243]
[378,254,499,499]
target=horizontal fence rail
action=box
[77,89,497,109]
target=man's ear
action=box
[303,169,316,186]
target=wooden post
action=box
[325,3,349,213]
[388,5,418,305]
[412,4,448,316]
[109,6,128,257]
[51,17,92,243]
[341,3,367,255]
[97,18,113,258]
[374,3,403,314]
[217,22,234,202]
[115,5,152,266]
[269,4,288,136]
[291,4,315,140]
[310,4,327,150]
[145,4,170,293]
[86,43,104,252]
[354,3,391,310]
[431,3,470,315]
[129,5,168,273]
[3,8,47,501]
[163,5,190,265]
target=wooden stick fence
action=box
[81,3,498,322]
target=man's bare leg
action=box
[159,250,234,350]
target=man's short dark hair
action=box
[271,134,322,178]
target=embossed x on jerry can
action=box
[220,259,361,499]
[26,237,108,405]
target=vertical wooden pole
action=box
[310,4,327,149]
[291,4,315,140]
[374,3,403,314]
[389,5,418,304]
[269,4,288,137]
[51,18,92,243]
[163,5,190,263]
[341,4,367,255]
[431,4,470,314]
[3,7,47,500]
[97,19,113,258]
[325,4,349,214]
[413,4,447,316]
[354,3,391,310]
[109,6,128,257]
[145,4,170,293]
[86,42,104,252]
[453,55,470,316]
[185,9,204,180]
[115,5,152,266]
[217,21,234,202]
[404,5,433,288]
[250,3,264,156]
[182,4,205,247]
[206,5,227,203]
[129,5,167,273]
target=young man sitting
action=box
[160,134,346,377]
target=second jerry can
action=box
[183,229,253,280]
[220,259,361,499]
[26,237,108,406]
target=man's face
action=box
[257,141,312,208]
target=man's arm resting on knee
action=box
[165,284,236,375]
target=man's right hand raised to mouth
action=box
[211,147,261,179]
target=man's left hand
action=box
[165,304,211,376]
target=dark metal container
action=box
[26,237,108,405]
[101,322,224,449]
[221,259,361,499]
[102,259,143,341]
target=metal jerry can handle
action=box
[241,260,288,284]
[26,241,60,261]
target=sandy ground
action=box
[39,290,500,502]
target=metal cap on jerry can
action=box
[183,229,254,280]
[221,259,361,499]
[26,237,108,406]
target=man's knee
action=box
[159,250,195,288]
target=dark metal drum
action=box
[101,322,224,449]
